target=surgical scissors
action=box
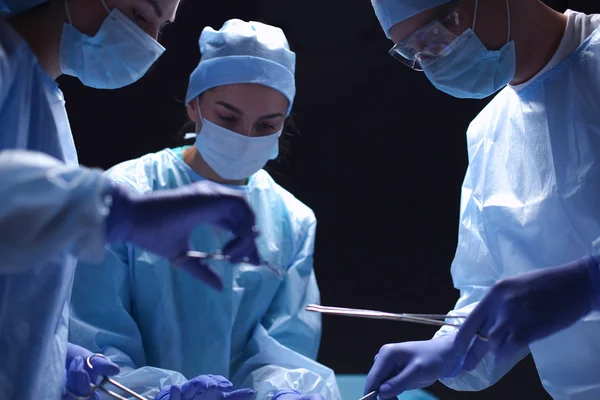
[175,250,288,279]
[306,304,488,342]
[65,354,150,400]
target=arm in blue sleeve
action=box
[0,150,112,272]
[69,242,187,399]
[434,177,530,391]
[230,217,341,400]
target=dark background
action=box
[62,1,598,399]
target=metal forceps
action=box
[306,304,488,342]
[66,354,150,400]
[177,250,288,279]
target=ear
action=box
[186,99,200,124]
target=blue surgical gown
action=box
[0,17,110,400]
[69,147,342,400]
[434,26,600,399]
[0,150,111,399]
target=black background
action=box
[63,1,598,398]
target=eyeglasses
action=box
[389,1,462,71]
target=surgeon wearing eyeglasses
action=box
[0,2,262,399]
[364,0,600,399]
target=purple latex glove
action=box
[272,389,325,400]
[106,181,261,291]
[364,334,466,399]
[154,375,254,400]
[455,256,600,370]
[63,343,120,400]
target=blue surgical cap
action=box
[185,19,296,116]
[371,0,452,38]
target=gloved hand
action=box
[364,334,465,399]
[106,180,261,291]
[154,375,254,400]
[272,389,325,400]
[63,343,120,400]
[455,255,600,370]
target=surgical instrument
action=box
[176,250,288,279]
[65,354,150,400]
[359,391,378,400]
[306,304,488,341]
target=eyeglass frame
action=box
[388,0,462,71]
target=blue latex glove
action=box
[154,375,254,400]
[272,389,325,400]
[364,334,466,399]
[63,343,120,400]
[106,181,261,291]
[455,256,600,370]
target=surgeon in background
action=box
[68,19,341,400]
[364,0,600,399]
[0,1,262,399]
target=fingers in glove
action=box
[462,312,498,371]
[462,334,491,372]
[364,348,404,396]
[223,388,255,400]
[454,306,488,355]
[378,365,426,398]
[204,375,233,392]
[493,331,524,367]
[169,384,184,400]
[88,355,120,379]
[67,357,92,396]
[176,258,223,291]
[208,195,256,235]
[222,234,261,266]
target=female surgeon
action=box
[68,19,341,400]
[0,2,261,399]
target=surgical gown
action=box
[0,17,110,400]
[434,25,600,399]
[69,147,342,400]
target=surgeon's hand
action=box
[154,375,254,400]
[272,389,325,400]
[455,255,600,370]
[106,181,261,291]
[63,343,120,400]
[364,334,465,399]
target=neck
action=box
[509,0,568,85]
[9,0,67,79]
[182,146,248,186]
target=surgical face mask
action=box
[421,0,516,99]
[59,0,165,89]
[194,100,281,180]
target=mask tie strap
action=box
[472,0,479,31]
[99,0,110,13]
[195,97,204,134]
[64,0,72,25]
[506,0,511,43]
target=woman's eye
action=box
[132,9,148,23]
[218,115,237,123]
[259,123,276,132]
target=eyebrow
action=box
[144,0,163,18]
[215,101,284,120]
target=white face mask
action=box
[194,100,281,180]
[60,0,165,89]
